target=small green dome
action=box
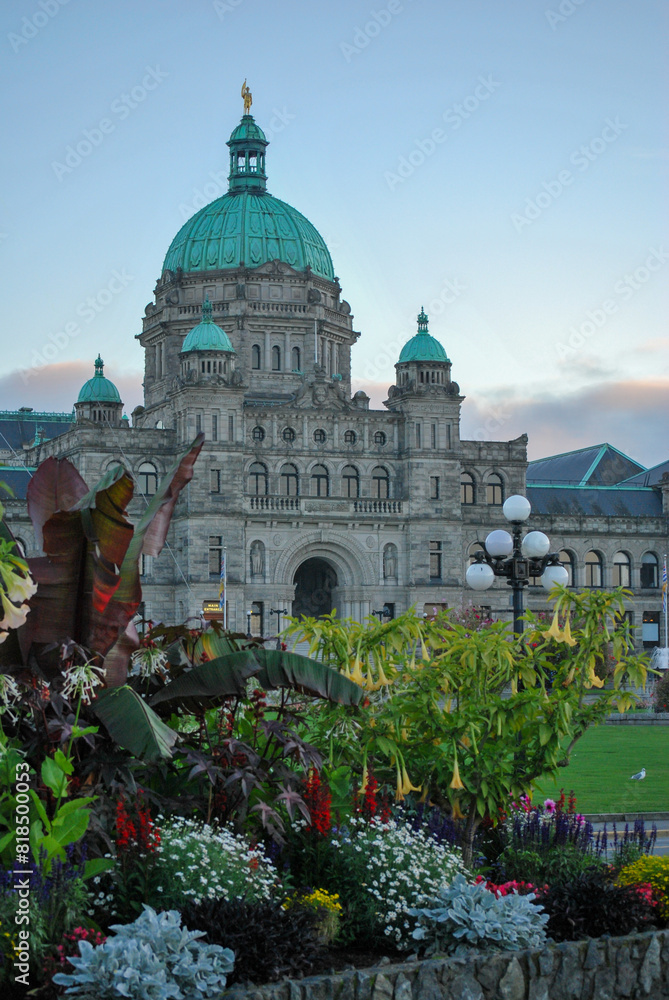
[181,299,236,354]
[77,356,121,403]
[162,114,335,281]
[398,308,450,363]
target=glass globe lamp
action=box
[521,531,551,559]
[465,561,495,591]
[541,564,569,591]
[502,495,531,523]
[485,529,513,558]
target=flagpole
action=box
[663,553,667,648]
[224,546,228,630]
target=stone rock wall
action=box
[222,929,669,1000]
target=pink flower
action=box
[543,798,556,815]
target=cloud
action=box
[461,378,669,467]
[0,362,143,415]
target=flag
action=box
[662,557,667,616]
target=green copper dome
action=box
[181,299,236,353]
[162,115,335,281]
[77,356,121,403]
[398,309,450,363]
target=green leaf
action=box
[53,749,74,775]
[41,757,68,798]
[83,857,115,881]
[51,808,90,846]
[92,686,178,761]
[29,790,49,830]
[252,649,364,705]
[149,651,258,710]
[53,797,96,818]
[539,724,552,747]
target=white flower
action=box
[61,660,105,705]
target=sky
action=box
[0,0,667,465]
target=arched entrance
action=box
[292,558,338,619]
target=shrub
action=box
[53,905,234,1000]
[410,873,549,956]
[180,896,323,985]
[284,887,342,944]
[653,671,669,713]
[537,866,658,941]
[327,816,465,949]
[146,815,277,910]
[617,855,669,920]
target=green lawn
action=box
[534,726,669,814]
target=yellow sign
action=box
[203,600,224,620]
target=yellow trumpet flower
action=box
[543,610,563,642]
[349,658,365,686]
[400,764,421,797]
[450,748,465,790]
[375,662,391,688]
[451,798,465,820]
[561,616,577,647]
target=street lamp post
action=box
[465,495,569,635]
[269,608,287,648]
[246,608,253,639]
[372,604,392,623]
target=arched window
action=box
[137,462,158,496]
[372,466,389,499]
[248,462,268,496]
[558,550,575,587]
[641,552,659,589]
[252,425,265,442]
[342,465,359,498]
[461,472,475,505]
[282,427,296,443]
[271,346,281,371]
[291,346,301,370]
[313,428,326,444]
[344,430,356,444]
[280,463,299,497]
[14,537,27,558]
[487,473,504,506]
[585,550,603,588]
[468,542,486,564]
[374,431,386,446]
[613,551,631,588]
[252,344,261,370]
[311,464,329,497]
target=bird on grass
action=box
[630,768,646,781]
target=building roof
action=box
[0,409,73,454]
[0,467,35,502]
[398,308,449,363]
[181,299,235,353]
[77,356,122,404]
[162,115,335,281]
[527,484,662,517]
[527,443,645,487]
[618,459,669,488]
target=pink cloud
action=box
[0,362,143,415]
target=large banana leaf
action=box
[90,434,205,681]
[92,686,178,761]
[150,648,363,711]
[26,456,88,550]
[252,648,364,704]
[149,651,259,711]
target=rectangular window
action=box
[208,535,223,577]
[415,423,421,448]
[139,554,153,577]
[212,414,218,442]
[429,541,442,580]
[430,476,440,500]
[250,600,264,637]
[195,413,202,435]
[431,423,437,449]
[228,414,234,440]
[446,424,452,449]
[210,469,221,493]
[423,602,448,619]
[642,611,660,648]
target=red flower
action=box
[302,769,331,836]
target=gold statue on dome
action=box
[241,80,252,115]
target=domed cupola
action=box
[75,355,123,425]
[161,88,335,280]
[180,297,236,381]
[394,309,456,393]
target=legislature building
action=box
[1,97,667,646]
